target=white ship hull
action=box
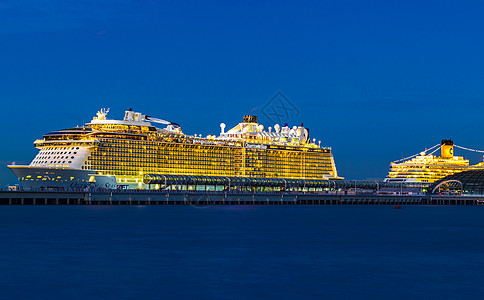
[8,166,119,189]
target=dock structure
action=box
[0,190,482,205]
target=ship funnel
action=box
[441,139,454,159]
[243,115,258,123]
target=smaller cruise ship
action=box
[385,139,484,183]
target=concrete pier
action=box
[0,190,482,205]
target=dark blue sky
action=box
[1,0,484,186]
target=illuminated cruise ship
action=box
[9,109,341,189]
[385,139,484,184]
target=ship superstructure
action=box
[9,109,341,189]
[385,139,484,183]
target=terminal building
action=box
[143,174,423,194]
[429,170,484,196]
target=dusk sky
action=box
[1,0,484,186]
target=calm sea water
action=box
[1,205,484,299]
